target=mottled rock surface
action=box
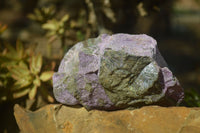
[14,104,200,133]
[53,34,184,110]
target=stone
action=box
[14,104,200,133]
[53,33,184,110]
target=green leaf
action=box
[0,55,17,67]
[58,28,64,34]
[47,94,54,103]
[33,75,41,87]
[76,31,85,41]
[61,14,69,22]
[28,85,37,100]
[42,20,57,31]
[16,40,24,59]
[5,45,18,59]
[18,61,29,70]
[0,72,10,79]
[137,2,148,16]
[9,65,30,80]
[2,42,26,61]
[13,88,30,99]
[40,71,54,82]
[27,14,36,21]
[30,54,42,74]
[47,31,57,36]
[11,72,33,91]
[11,77,33,91]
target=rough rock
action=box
[14,104,200,133]
[53,34,184,110]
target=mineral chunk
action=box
[53,34,184,110]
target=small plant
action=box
[0,41,27,102]
[9,54,54,102]
[28,6,71,56]
[0,41,54,103]
[42,14,69,37]
[42,14,69,47]
[0,41,27,67]
[28,5,56,24]
[28,5,70,46]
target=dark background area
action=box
[0,0,200,132]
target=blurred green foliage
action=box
[28,5,71,53]
[184,89,200,107]
[0,40,54,103]
[27,5,56,24]
[42,14,69,41]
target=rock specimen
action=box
[14,104,200,133]
[53,34,184,110]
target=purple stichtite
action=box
[53,34,184,110]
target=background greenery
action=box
[0,0,200,132]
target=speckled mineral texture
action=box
[53,34,184,110]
